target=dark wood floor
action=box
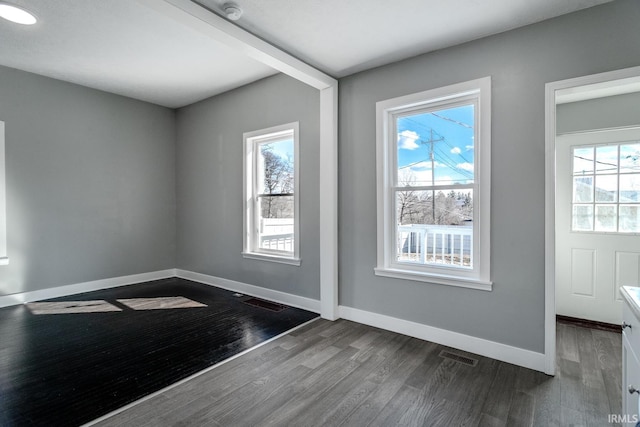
[0,278,317,426]
[93,319,622,427]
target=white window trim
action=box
[374,77,491,290]
[242,122,300,266]
[0,122,7,265]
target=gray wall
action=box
[0,65,176,296]
[175,74,320,300]
[339,0,640,353]
[557,92,640,134]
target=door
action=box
[556,128,640,324]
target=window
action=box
[572,141,640,233]
[375,78,491,289]
[243,122,300,265]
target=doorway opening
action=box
[545,66,640,375]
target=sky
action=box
[396,104,475,187]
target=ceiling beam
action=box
[140,0,340,321]
[137,0,337,90]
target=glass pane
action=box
[594,205,617,232]
[395,189,472,267]
[620,205,640,233]
[595,145,618,174]
[573,146,594,175]
[594,175,617,202]
[573,176,593,203]
[396,104,475,186]
[620,174,640,203]
[620,143,640,174]
[572,205,593,231]
[258,195,294,252]
[258,139,294,195]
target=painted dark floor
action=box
[0,277,318,426]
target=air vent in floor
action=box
[242,298,288,312]
[438,350,478,367]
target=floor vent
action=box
[438,350,478,367]
[243,298,288,312]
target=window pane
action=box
[395,189,473,268]
[258,139,294,195]
[573,146,594,175]
[396,104,474,186]
[594,205,617,232]
[620,205,640,233]
[572,205,593,231]
[594,175,617,202]
[620,143,640,173]
[573,176,593,203]
[620,174,640,202]
[258,195,294,252]
[595,145,618,174]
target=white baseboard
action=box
[339,305,547,373]
[0,269,177,308]
[0,266,545,373]
[176,269,321,314]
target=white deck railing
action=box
[397,224,472,267]
[260,233,294,252]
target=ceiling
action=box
[0,0,612,108]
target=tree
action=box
[261,145,294,219]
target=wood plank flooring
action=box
[0,278,317,426]
[94,319,622,427]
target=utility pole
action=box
[422,129,444,222]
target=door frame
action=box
[545,65,640,375]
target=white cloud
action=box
[457,162,474,172]
[465,145,474,151]
[398,130,420,150]
[450,147,461,155]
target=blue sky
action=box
[397,104,474,186]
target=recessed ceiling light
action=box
[0,3,37,25]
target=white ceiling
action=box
[0,0,612,108]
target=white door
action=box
[556,128,640,324]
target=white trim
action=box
[0,269,176,308]
[339,305,546,373]
[84,316,320,427]
[243,122,300,263]
[373,267,492,290]
[319,85,339,320]
[375,77,491,288]
[175,269,321,313]
[137,0,335,90]
[143,0,340,322]
[0,122,7,265]
[544,65,640,376]
[241,252,301,266]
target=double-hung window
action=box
[243,122,300,265]
[375,77,491,289]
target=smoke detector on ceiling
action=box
[223,3,243,21]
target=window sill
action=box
[0,257,8,266]
[242,252,301,266]
[374,267,492,291]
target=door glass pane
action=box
[573,146,594,175]
[594,175,617,202]
[572,205,593,231]
[595,145,618,174]
[620,205,640,233]
[573,176,593,203]
[620,174,640,203]
[396,104,475,187]
[594,205,617,232]
[620,143,640,173]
